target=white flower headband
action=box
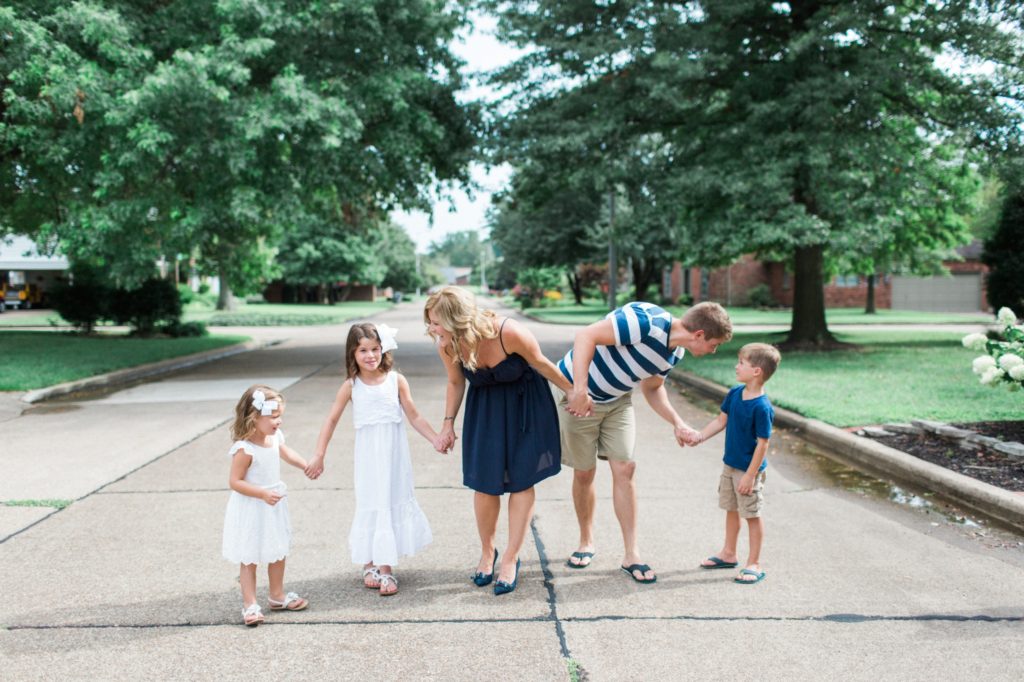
[377,324,399,353]
[251,390,279,416]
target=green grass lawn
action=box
[184,300,394,326]
[0,300,395,329]
[0,332,249,391]
[0,311,64,327]
[524,301,994,326]
[678,330,1024,427]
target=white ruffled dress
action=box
[222,430,291,565]
[349,372,432,565]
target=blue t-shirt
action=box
[721,385,773,472]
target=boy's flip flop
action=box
[621,563,657,584]
[566,551,595,569]
[734,568,766,585]
[700,556,738,569]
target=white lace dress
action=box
[349,372,432,565]
[222,430,291,565]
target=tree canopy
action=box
[2,1,479,306]
[485,0,1024,345]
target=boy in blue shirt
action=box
[690,343,780,584]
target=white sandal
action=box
[363,566,382,589]
[242,603,264,627]
[268,591,308,611]
[378,572,398,596]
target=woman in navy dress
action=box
[424,287,571,595]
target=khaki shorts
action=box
[718,464,766,518]
[555,388,636,470]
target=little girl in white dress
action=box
[223,385,309,625]
[305,323,436,596]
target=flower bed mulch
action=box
[870,421,1024,492]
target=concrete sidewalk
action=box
[2,303,1023,681]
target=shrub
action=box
[49,266,111,334]
[964,307,1024,391]
[160,320,208,337]
[517,267,564,309]
[176,284,195,305]
[110,278,182,336]
[746,284,775,308]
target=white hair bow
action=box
[251,390,279,416]
[377,324,399,353]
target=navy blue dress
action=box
[461,351,562,496]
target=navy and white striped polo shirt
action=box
[557,302,686,403]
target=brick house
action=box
[661,241,989,312]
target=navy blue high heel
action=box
[493,558,520,596]
[472,549,498,587]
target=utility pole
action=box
[607,189,617,311]
[479,242,488,292]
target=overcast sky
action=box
[392,12,520,253]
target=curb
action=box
[671,370,1024,534]
[20,339,266,404]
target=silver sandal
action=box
[378,572,398,596]
[362,566,382,589]
[268,591,308,611]
[242,603,264,627]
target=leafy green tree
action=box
[0,4,150,273]
[379,221,423,293]
[428,230,485,268]
[984,188,1024,313]
[488,163,602,303]
[486,0,1023,346]
[276,200,387,304]
[2,1,479,308]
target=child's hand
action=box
[737,473,755,496]
[305,455,324,480]
[675,425,701,447]
[263,490,285,506]
[434,432,455,454]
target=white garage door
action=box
[890,273,983,312]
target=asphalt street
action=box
[1,302,1022,681]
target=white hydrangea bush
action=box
[964,307,1024,391]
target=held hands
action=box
[565,390,594,418]
[675,425,703,447]
[304,455,325,480]
[434,430,456,455]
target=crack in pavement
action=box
[7,611,1021,631]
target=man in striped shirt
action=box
[557,301,732,583]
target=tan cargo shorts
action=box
[718,464,766,518]
[555,388,636,470]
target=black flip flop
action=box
[621,563,657,584]
[700,556,738,569]
[566,551,595,569]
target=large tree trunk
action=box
[865,273,877,314]
[567,270,583,304]
[785,244,835,347]
[632,258,657,302]
[216,262,235,311]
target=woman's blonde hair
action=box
[423,286,497,371]
[230,384,284,441]
[344,323,395,378]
